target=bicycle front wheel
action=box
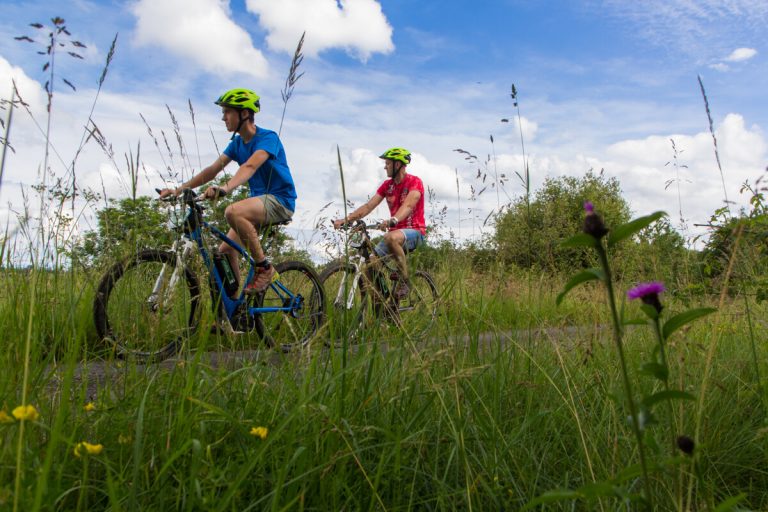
[254,260,325,351]
[93,250,201,361]
[319,260,372,346]
[392,270,438,340]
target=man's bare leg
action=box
[383,230,408,281]
[219,229,245,284]
[222,196,275,291]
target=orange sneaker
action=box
[245,264,276,294]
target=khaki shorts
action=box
[258,194,294,226]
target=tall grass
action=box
[0,87,15,193]
[697,75,730,217]
[2,16,767,512]
[278,31,306,137]
[2,265,767,509]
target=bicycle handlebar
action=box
[155,188,217,209]
[336,219,386,232]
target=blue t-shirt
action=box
[223,127,297,212]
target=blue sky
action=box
[0,0,766,257]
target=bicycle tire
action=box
[253,260,325,351]
[93,249,201,362]
[392,270,438,340]
[319,260,377,346]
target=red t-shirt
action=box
[376,174,426,235]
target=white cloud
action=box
[245,0,394,60]
[0,56,46,113]
[131,0,269,78]
[709,62,730,72]
[599,113,766,229]
[725,47,757,62]
[501,117,538,144]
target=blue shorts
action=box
[374,229,424,257]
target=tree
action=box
[698,187,768,297]
[494,170,631,273]
[69,196,173,266]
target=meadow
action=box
[2,18,768,512]
[1,237,767,510]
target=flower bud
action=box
[583,201,608,239]
[676,435,695,455]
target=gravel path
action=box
[46,324,602,400]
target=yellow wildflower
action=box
[249,426,268,439]
[12,405,39,422]
[83,402,96,412]
[118,433,132,445]
[0,410,14,423]
[74,441,104,457]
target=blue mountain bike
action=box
[93,189,325,361]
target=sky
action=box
[0,0,766,261]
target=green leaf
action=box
[577,481,618,499]
[615,463,645,483]
[642,390,695,409]
[640,362,668,382]
[607,211,666,247]
[662,307,717,339]
[521,490,582,510]
[556,268,605,305]
[623,318,648,326]
[640,303,660,320]
[713,493,747,512]
[561,233,598,248]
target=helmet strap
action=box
[230,109,249,140]
[393,161,406,182]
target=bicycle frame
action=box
[156,194,304,328]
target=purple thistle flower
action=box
[627,282,666,300]
[628,281,666,313]
[584,201,594,213]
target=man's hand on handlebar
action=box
[376,216,398,231]
[157,187,180,199]
[203,185,228,200]
[333,218,392,231]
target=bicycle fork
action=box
[333,261,364,310]
[147,239,195,312]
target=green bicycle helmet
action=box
[379,147,411,165]
[215,88,261,114]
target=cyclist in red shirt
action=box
[333,147,426,299]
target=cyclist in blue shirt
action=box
[159,88,296,292]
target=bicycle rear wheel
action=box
[93,250,200,361]
[392,270,438,340]
[254,260,325,351]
